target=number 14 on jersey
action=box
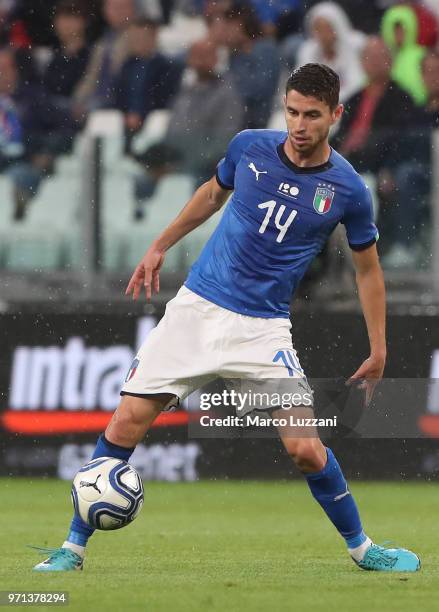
[258,200,297,243]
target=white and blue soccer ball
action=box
[71,457,144,530]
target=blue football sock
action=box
[305,447,366,549]
[91,433,136,463]
[66,434,136,548]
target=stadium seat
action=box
[361,173,379,220]
[54,133,84,177]
[130,109,171,155]
[180,205,225,272]
[0,176,16,265]
[4,229,63,270]
[1,174,81,270]
[158,12,207,56]
[180,234,204,271]
[268,110,285,131]
[143,173,194,226]
[123,185,225,274]
[61,231,82,269]
[100,167,135,270]
[84,110,126,171]
[102,232,128,270]
[97,169,197,271]
[86,110,124,138]
[122,224,183,273]
[25,176,80,231]
[102,173,135,231]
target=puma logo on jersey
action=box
[249,162,268,181]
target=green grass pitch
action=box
[0,478,437,611]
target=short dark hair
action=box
[286,63,340,110]
[54,0,87,18]
[224,3,263,40]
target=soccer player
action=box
[33,64,420,572]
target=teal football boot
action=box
[355,543,421,572]
[31,547,84,572]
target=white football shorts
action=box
[121,286,311,411]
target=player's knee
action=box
[105,395,165,446]
[113,399,143,429]
[287,439,326,473]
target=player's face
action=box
[312,17,337,51]
[104,0,135,30]
[54,15,86,43]
[188,42,218,76]
[284,89,342,157]
[127,24,157,57]
[361,37,392,83]
[0,51,17,94]
[422,55,439,97]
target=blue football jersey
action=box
[185,129,378,318]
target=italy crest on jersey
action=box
[125,358,140,383]
[313,186,334,214]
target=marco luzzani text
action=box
[198,390,337,428]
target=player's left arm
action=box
[350,243,386,403]
[342,177,385,396]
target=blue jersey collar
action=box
[277,141,333,174]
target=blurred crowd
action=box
[1,0,439,267]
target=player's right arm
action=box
[125,175,231,301]
[126,129,255,300]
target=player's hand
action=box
[125,245,165,301]
[348,353,386,407]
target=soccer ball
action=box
[71,457,144,530]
